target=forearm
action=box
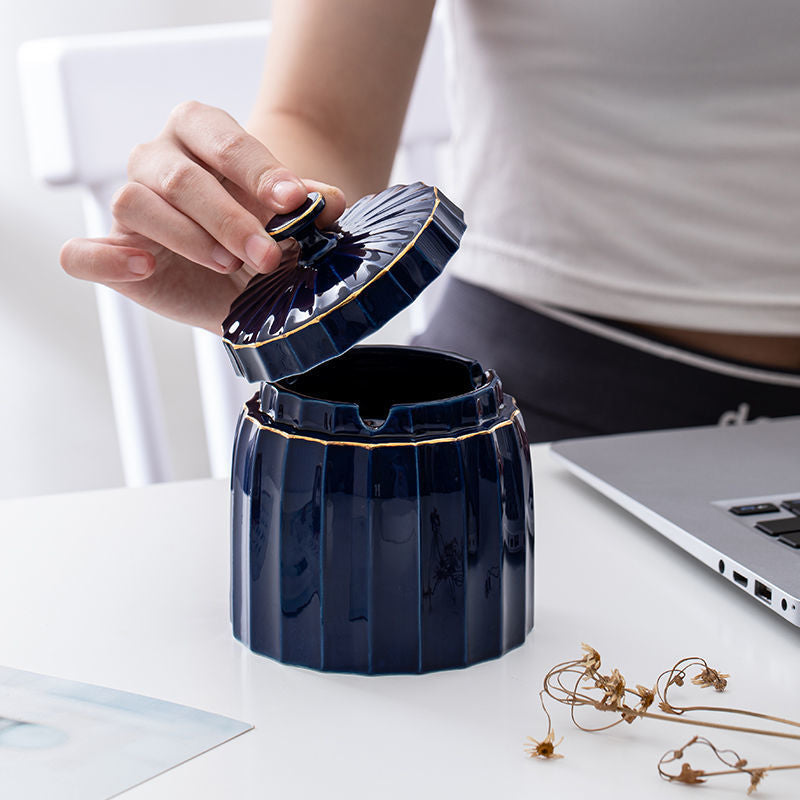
[248,0,436,205]
[248,109,383,204]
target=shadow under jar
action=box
[230,345,534,674]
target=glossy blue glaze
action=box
[222,183,466,383]
[230,346,534,674]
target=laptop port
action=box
[733,571,748,587]
[754,581,772,604]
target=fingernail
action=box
[245,234,278,270]
[273,179,305,207]
[128,255,150,276]
[212,245,238,270]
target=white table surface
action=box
[1,445,798,799]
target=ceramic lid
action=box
[221,182,466,383]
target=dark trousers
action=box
[412,278,800,443]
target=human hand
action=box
[60,101,346,333]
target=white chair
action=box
[18,18,451,486]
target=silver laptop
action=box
[550,417,800,627]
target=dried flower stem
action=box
[702,765,800,777]
[637,710,800,741]
[662,705,800,729]
[524,694,564,759]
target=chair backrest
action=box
[18,18,451,486]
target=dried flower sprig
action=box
[524,694,564,759]
[528,644,800,793]
[657,736,778,795]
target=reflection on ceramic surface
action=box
[231,346,535,674]
[222,183,465,383]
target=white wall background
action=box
[1,1,274,499]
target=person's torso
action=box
[446,0,800,334]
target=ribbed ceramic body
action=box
[230,346,534,674]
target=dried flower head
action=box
[594,668,626,710]
[620,684,657,724]
[524,731,564,760]
[580,643,601,672]
[747,767,766,795]
[672,763,706,785]
[636,685,656,713]
[691,666,729,692]
[668,672,685,688]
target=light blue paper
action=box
[0,666,251,799]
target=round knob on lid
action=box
[265,192,338,264]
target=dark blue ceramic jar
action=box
[223,183,534,674]
[230,345,534,674]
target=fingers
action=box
[302,179,347,226]
[125,103,348,273]
[60,237,155,283]
[60,100,351,332]
[163,103,348,225]
[111,181,249,274]
[165,101,308,212]
[60,235,246,332]
[127,146,281,273]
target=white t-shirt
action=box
[445,0,800,334]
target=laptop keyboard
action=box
[728,497,800,549]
